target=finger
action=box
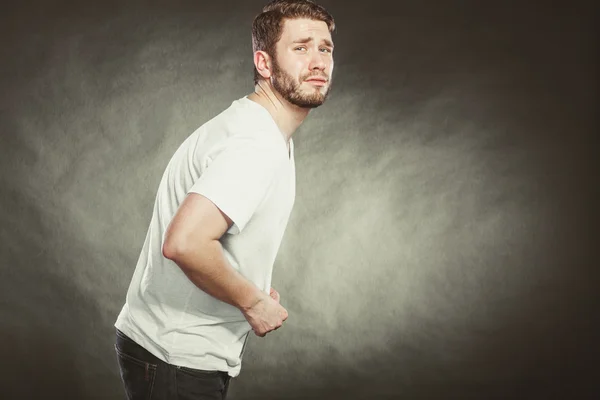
[254,327,265,337]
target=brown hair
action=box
[251,0,335,85]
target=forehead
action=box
[279,18,332,44]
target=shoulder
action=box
[206,99,287,162]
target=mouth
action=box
[304,77,328,87]
[305,77,328,84]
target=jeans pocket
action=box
[176,366,228,399]
[115,344,157,400]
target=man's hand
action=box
[270,287,280,303]
[241,290,287,337]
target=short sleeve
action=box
[188,135,283,235]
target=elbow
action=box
[162,229,215,264]
[162,236,185,262]
[162,234,209,263]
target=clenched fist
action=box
[242,289,287,337]
[270,287,280,303]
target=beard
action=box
[270,57,332,109]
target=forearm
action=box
[165,239,262,312]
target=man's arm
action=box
[162,193,287,336]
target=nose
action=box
[309,51,327,72]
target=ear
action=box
[253,51,272,80]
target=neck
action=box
[247,81,310,144]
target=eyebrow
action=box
[293,37,334,49]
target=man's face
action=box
[270,18,334,109]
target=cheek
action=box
[295,59,308,71]
[326,59,334,76]
[292,63,307,79]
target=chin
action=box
[294,99,326,109]
[283,87,330,109]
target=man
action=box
[113,1,336,399]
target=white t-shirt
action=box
[114,96,295,377]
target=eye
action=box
[294,46,307,51]
[320,48,332,54]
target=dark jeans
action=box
[115,329,231,400]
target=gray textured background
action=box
[0,0,597,399]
